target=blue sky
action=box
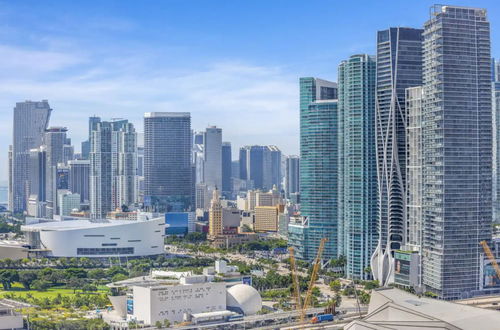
[1,0,500,181]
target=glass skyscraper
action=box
[144,112,193,212]
[422,5,492,300]
[371,27,423,286]
[12,100,52,213]
[338,55,378,279]
[289,77,338,261]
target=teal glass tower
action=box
[289,77,338,261]
[338,55,378,279]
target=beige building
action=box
[208,189,223,237]
[254,206,279,232]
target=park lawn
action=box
[0,283,109,299]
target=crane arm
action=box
[480,240,500,279]
[301,237,327,323]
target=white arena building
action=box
[21,218,165,257]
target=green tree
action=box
[329,279,341,293]
[88,269,106,280]
[0,269,19,289]
[163,319,171,328]
[32,279,50,291]
[112,273,128,282]
[19,270,38,290]
[155,320,163,329]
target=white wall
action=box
[133,282,227,325]
[38,218,165,257]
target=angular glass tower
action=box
[289,77,338,261]
[12,100,52,213]
[371,27,423,286]
[422,5,492,300]
[338,55,378,279]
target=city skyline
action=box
[3,0,500,181]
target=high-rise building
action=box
[239,145,281,191]
[90,120,137,218]
[81,116,101,160]
[203,126,222,192]
[338,54,378,280]
[144,112,192,212]
[44,127,68,217]
[11,100,52,212]
[116,122,137,208]
[371,27,423,286]
[208,188,223,238]
[57,190,80,216]
[406,86,423,253]
[492,59,500,223]
[8,146,13,212]
[222,142,232,197]
[27,146,47,216]
[90,121,112,218]
[285,156,300,199]
[288,77,339,261]
[68,160,90,203]
[421,5,492,300]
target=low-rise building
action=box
[254,206,278,232]
[21,217,165,258]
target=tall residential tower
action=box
[371,27,423,286]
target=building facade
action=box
[289,77,339,261]
[144,112,193,212]
[203,126,222,193]
[222,142,232,197]
[285,155,300,199]
[68,160,90,203]
[421,5,492,299]
[371,27,423,286]
[338,54,378,279]
[12,100,52,212]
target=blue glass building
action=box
[289,77,339,261]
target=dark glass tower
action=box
[371,27,423,286]
[144,112,192,212]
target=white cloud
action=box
[0,47,300,181]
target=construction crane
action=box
[288,247,302,313]
[301,237,328,323]
[480,240,500,280]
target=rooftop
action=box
[21,217,164,232]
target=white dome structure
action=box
[226,284,262,315]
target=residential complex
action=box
[338,54,378,280]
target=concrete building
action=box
[22,217,165,258]
[68,160,90,203]
[81,116,101,160]
[90,121,113,219]
[372,27,423,287]
[209,189,223,238]
[289,77,339,261]
[27,147,47,216]
[222,142,232,197]
[195,183,210,210]
[57,190,80,216]
[284,155,299,199]
[338,54,377,280]
[44,127,68,218]
[12,100,51,213]
[239,145,282,191]
[0,300,24,330]
[346,288,500,330]
[144,112,192,212]
[254,206,279,232]
[203,126,222,193]
[421,5,492,300]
